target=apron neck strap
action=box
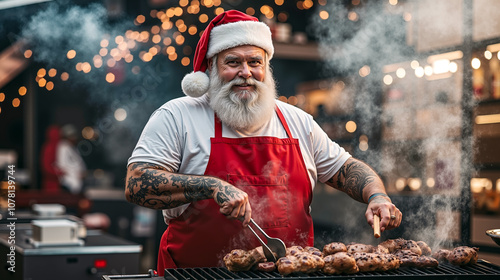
[213,105,293,139]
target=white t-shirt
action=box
[56,140,86,194]
[128,95,351,223]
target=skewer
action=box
[374,214,381,238]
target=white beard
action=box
[207,62,277,132]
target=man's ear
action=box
[207,58,213,70]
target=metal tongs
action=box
[245,218,287,262]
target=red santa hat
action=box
[181,10,274,97]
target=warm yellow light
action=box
[199,14,208,23]
[188,25,198,35]
[485,50,493,60]
[181,57,190,66]
[168,53,178,61]
[82,126,95,140]
[67,50,76,59]
[100,39,109,48]
[46,81,54,91]
[163,37,172,46]
[0,93,5,102]
[471,58,481,69]
[359,65,370,77]
[475,113,500,125]
[303,0,314,9]
[319,10,329,20]
[261,5,272,15]
[12,98,20,107]
[396,68,406,78]
[424,65,433,76]
[278,96,287,102]
[136,15,145,24]
[38,78,47,87]
[352,0,360,5]
[348,11,358,21]
[99,48,108,56]
[61,72,69,81]
[174,7,183,16]
[166,46,176,55]
[142,52,153,62]
[106,73,116,83]
[124,54,134,63]
[178,24,187,33]
[345,120,357,133]
[408,178,421,191]
[151,25,161,34]
[427,178,435,188]
[449,61,458,73]
[24,49,32,58]
[410,60,419,69]
[18,86,27,96]
[403,12,412,22]
[246,7,255,15]
[275,0,284,5]
[415,66,424,78]
[389,0,398,5]
[152,34,162,44]
[179,0,189,7]
[288,96,298,105]
[175,35,185,45]
[114,108,127,121]
[48,68,57,77]
[37,68,46,77]
[383,75,393,85]
[82,62,92,73]
[471,178,492,193]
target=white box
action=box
[31,219,78,244]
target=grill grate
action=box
[163,260,500,280]
[102,260,500,280]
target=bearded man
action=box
[126,10,402,273]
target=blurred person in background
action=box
[40,125,63,192]
[56,124,87,194]
[125,10,402,272]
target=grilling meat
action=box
[447,246,479,266]
[393,250,438,268]
[432,249,451,262]
[346,243,374,254]
[276,252,325,275]
[377,253,401,271]
[257,262,276,272]
[417,241,432,256]
[322,242,347,256]
[352,252,383,272]
[223,247,266,272]
[322,252,359,275]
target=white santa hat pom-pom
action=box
[181,71,210,98]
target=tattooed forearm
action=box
[326,159,378,203]
[125,162,232,209]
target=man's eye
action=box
[249,61,262,66]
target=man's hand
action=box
[365,197,402,233]
[212,183,252,227]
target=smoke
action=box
[16,2,182,168]
[311,1,477,249]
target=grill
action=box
[102,260,500,280]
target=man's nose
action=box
[238,63,252,79]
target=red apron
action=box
[157,107,314,274]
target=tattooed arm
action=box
[125,162,252,225]
[325,157,402,232]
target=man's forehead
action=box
[218,45,265,59]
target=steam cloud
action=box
[17,2,181,165]
[311,1,476,250]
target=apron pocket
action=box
[227,174,289,229]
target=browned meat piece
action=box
[401,240,422,255]
[432,249,451,262]
[276,253,325,275]
[394,250,438,268]
[276,256,296,275]
[447,246,479,266]
[322,242,347,256]
[377,253,401,271]
[373,245,390,254]
[223,247,266,272]
[286,245,304,256]
[304,246,323,257]
[352,252,383,272]
[346,243,374,254]
[379,238,404,252]
[322,252,359,275]
[257,262,276,272]
[417,241,432,256]
[413,256,439,268]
